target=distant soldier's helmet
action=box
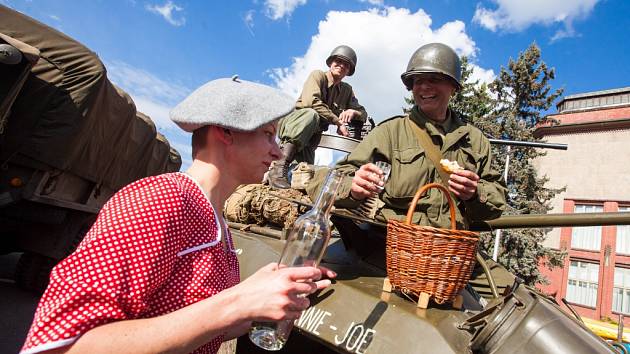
[401,43,462,90]
[326,45,357,76]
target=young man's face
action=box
[329,57,351,81]
[230,122,281,184]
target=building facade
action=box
[534,87,630,324]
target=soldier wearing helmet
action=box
[307,43,506,231]
[268,45,368,189]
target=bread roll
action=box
[440,159,463,173]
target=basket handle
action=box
[405,183,457,230]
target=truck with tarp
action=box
[0,5,181,293]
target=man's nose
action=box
[414,79,430,89]
[271,142,282,160]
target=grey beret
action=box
[170,76,295,132]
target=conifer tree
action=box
[449,56,496,135]
[479,43,566,285]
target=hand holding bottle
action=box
[250,169,342,350]
[219,263,336,341]
[242,264,320,319]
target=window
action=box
[566,260,599,307]
[617,207,630,254]
[571,204,603,251]
[613,267,630,314]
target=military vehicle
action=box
[228,133,630,354]
[0,5,181,293]
[3,5,630,354]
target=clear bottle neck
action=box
[311,169,342,217]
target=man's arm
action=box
[459,138,507,220]
[306,123,392,206]
[341,89,368,123]
[42,265,334,354]
[299,70,341,125]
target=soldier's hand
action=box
[339,109,358,124]
[448,169,479,201]
[337,124,350,137]
[350,163,383,200]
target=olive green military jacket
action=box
[307,106,507,229]
[295,70,368,127]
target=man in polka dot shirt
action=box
[21,77,336,354]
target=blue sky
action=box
[3,0,629,167]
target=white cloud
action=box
[244,10,255,36]
[264,0,307,20]
[106,61,192,168]
[469,64,495,86]
[473,0,600,40]
[49,14,61,21]
[146,0,186,26]
[269,7,482,123]
[106,61,189,115]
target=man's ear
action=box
[212,126,233,145]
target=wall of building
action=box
[533,107,630,325]
[533,128,630,249]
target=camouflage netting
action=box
[224,184,311,229]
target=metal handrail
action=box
[471,212,630,231]
[488,138,568,150]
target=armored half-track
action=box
[228,133,630,354]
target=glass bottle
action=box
[249,169,343,351]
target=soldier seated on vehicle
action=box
[20,77,336,354]
[268,45,369,189]
[307,43,506,239]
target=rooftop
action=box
[557,86,630,113]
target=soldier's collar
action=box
[325,71,342,88]
[410,107,464,135]
[410,106,445,136]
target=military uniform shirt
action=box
[307,106,507,229]
[295,70,367,126]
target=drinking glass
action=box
[375,161,391,191]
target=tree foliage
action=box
[450,44,567,285]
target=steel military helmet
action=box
[401,42,462,91]
[326,45,357,76]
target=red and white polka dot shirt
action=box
[21,172,240,354]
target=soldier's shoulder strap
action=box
[377,114,406,126]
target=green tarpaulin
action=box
[0,5,181,190]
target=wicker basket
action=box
[386,183,479,304]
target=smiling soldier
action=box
[307,42,506,232]
[268,45,368,189]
